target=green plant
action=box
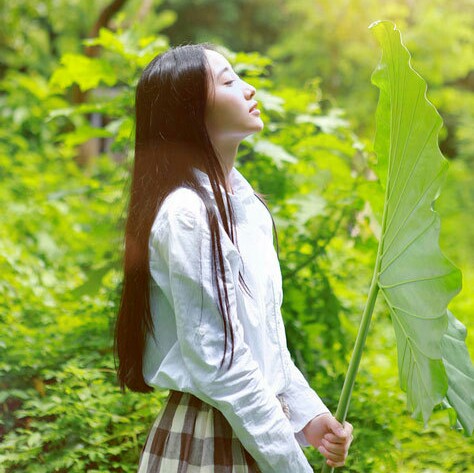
[321,20,474,473]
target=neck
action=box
[216,144,238,173]
[213,139,239,193]
[196,139,238,193]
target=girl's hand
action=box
[302,413,353,468]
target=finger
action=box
[323,433,347,445]
[321,434,354,464]
[327,458,346,468]
[321,438,346,456]
[318,444,347,464]
[332,421,353,445]
[327,417,348,439]
[343,421,353,434]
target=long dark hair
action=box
[113,43,278,393]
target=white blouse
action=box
[143,165,330,472]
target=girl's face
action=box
[204,49,264,143]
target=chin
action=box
[239,120,264,140]
[252,116,264,130]
[248,124,264,136]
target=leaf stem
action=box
[321,269,380,473]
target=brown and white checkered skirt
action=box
[137,390,262,472]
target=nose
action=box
[244,82,256,98]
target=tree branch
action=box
[85,0,129,58]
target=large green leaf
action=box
[370,20,473,433]
[441,310,474,434]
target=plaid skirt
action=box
[137,390,262,472]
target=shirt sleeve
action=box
[152,193,315,473]
[281,355,331,447]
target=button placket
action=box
[271,279,291,389]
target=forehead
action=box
[205,49,233,76]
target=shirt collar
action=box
[191,166,255,204]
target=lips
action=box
[249,101,258,113]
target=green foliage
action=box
[268,0,474,161]
[158,0,287,52]
[0,0,105,76]
[1,360,167,472]
[0,23,163,471]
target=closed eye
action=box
[224,80,235,85]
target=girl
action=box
[114,43,353,472]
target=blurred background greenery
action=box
[0,0,472,471]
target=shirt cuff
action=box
[295,429,309,447]
[281,357,331,445]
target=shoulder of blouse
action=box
[150,186,243,266]
[152,187,206,232]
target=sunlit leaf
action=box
[253,139,297,168]
[441,310,474,434]
[49,54,117,92]
[370,20,472,432]
[295,108,349,134]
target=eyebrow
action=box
[217,66,232,79]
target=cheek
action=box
[211,95,242,123]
